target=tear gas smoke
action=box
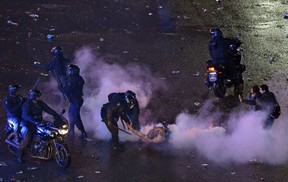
[72,46,167,140]
[167,72,288,165]
[42,46,288,165]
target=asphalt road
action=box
[1,0,288,181]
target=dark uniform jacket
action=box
[22,99,60,125]
[45,56,71,81]
[102,93,140,127]
[62,74,85,104]
[3,94,25,118]
[256,91,279,114]
[209,36,230,65]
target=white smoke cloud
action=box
[167,109,288,165]
[42,46,288,166]
[72,46,167,140]
[165,70,288,165]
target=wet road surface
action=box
[1,0,288,181]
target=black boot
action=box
[79,132,88,140]
[68,128,75,137]
[16,151,23,163]
[113,142,124,152]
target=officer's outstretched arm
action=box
[39,101,61,121]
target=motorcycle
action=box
[206,38,246,98]
[5,110,71,168]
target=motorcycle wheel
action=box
[7,132,19,156]
[213,82,226,98]
[54,142,71,168]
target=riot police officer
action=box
[45,46,71,95]
[207,28,245,95]
[60,64,88,139]
[101,90,140,150]
[209,28,230,65]
[3,84,26,138]
[20,89,61,163]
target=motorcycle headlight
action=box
[58,124,69,135]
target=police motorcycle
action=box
[206,38,246,98]
[5,110,71,168]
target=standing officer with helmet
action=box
[3,84,26,139]
[60,64,88,139]
[100,90,140,150]
[45,46,71,97]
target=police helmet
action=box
[51,46,63,57]
[67,64,80,75]
[8,84,21,95]
[125,90,136,97]
[210,28,222,38]
[125,92,135,109]
[28,89,42,100]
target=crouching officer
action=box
[101,90,140,150]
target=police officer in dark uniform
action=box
[3,84,26,138]
[60,64,87,139]
[209,28,230,65]
[120,90,140,131]
[45,46,71,94]
[209,28,243,69]
[20,89,61,163]
[101,90,140,150]
[207,28,245,95]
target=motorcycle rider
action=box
[207,28,244,95]
[101,90,140,150]
[20,89,62,163]
[45,46,71,96]
[209,28,231,66]
[59,64,88,139]
[3,84,26,139]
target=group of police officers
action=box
[3,46,141,162]
[3,28,281,163]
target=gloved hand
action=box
[127,123,133,131]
